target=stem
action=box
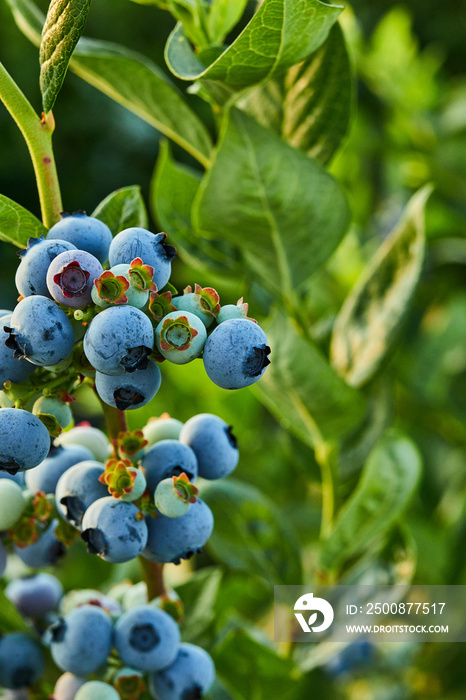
[99,398,128,440]
[0,62,62,227]
[98,391,166,599]
[139,556,165,600]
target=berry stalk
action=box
[0,61,62,227]
[139,555,165,600]
[98,392,165,598]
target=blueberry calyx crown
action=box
[0,455,20,474]
[149,291,176,323]
[155,233,177,262]
[60,210,86,218]
[81,527,107,556]
[17,235,46,258]
[225,425,238,449]
[53,261,90,298]
[4,327,28,360]
[159,316,198,352]
[244,344,271,377]
[129,623,160,652]
[120,345,152,372]
[60,495,86,527]
[49,618,67,643]
[113,388,145,411]
[94,271,129,304]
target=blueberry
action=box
[74,681,120,700]
[55,460,108,528]
[46,249,103,308]
[172,285,220,328]
[0,538,7,577]
[155,310,207,364]
[48,604,113,675]
[15,519,65,568]
[143,499,213,564]
[154,477,192,518]
[108,228,176,289]
[114,605,180,672]
[143,416,184,447]
[150,643,215,700]
[0,633,45,689]
[81,497,148,563]
[0,408,51,474]
[118,467,147,503]
[203,318,271,389]
[32,395,73,429]
[95,361,161,410]
[92,262,151,310]
[25,444,94,494]
[217,299,251,323]
[47,212,113,264]
[179,413,239,480]
[141,440,198,493]
[56,425,110,462]
[5,573,63,618]
[113,667,146,698]
[53,672,87,700]
[4,296,75,366]
[0,479,25,529]
[15,236,77,298]
[83,306,154,375]
[0,314,36,385]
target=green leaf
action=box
[72,38,212,166]
[175,566,223,642]
[330,186,432,387]
[202,478,302,585]
[206,0,248,46]
[151,140,241,276]
[0,194,47,247]
[6,0,212,166]
[255,311,366,446]
[193,109,350,297]
[320,432,422,571]
[213,628,296,700]
[40,0,91,113]
[6,0,44,44]
[165,0,343,88]
[339,381,393,480]
[238,23,354,165]
[91,185,148,235]
[0,589,29,632]
[165,0,209,47]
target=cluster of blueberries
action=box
[0,412,237,696]
[0,212,270,697]
[0,413,237,566]
[0,571,214,699]
[0,213,271,419]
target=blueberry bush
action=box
[1,0,465,698]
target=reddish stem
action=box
[139,556,165,600]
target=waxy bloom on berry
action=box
[155,310,207,364]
